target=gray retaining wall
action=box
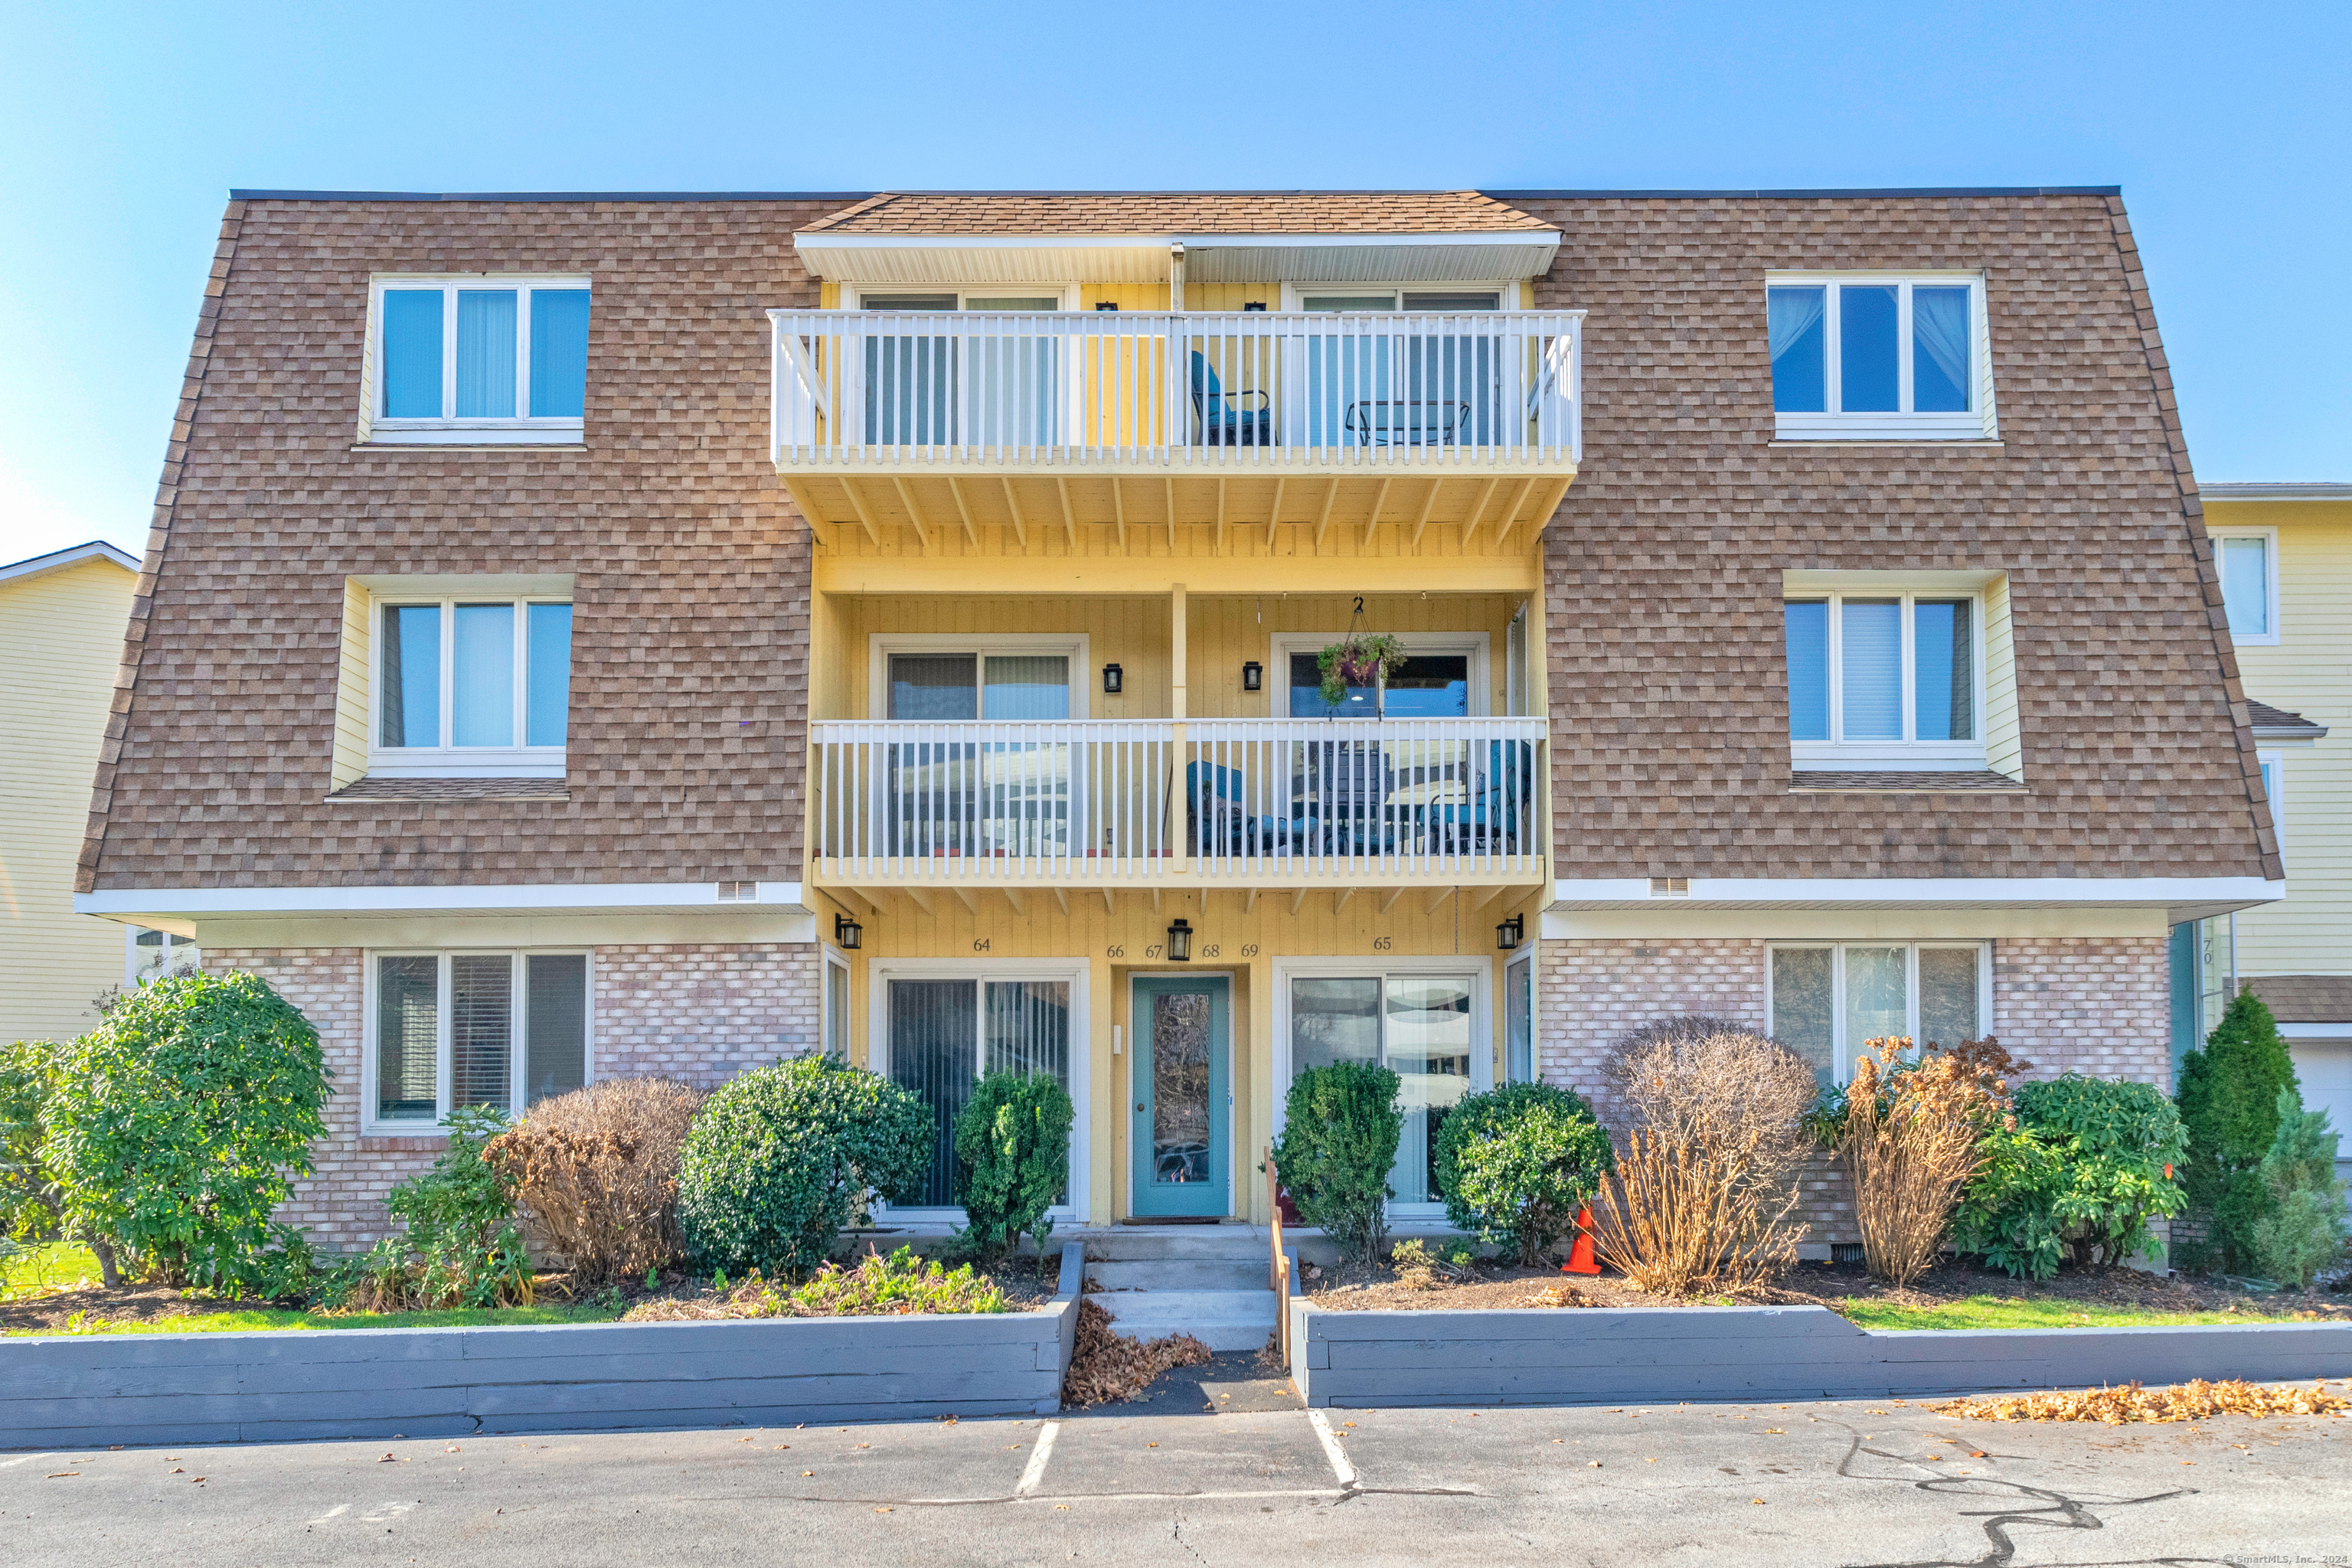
[2,1244,1085,1450]
[1288,1302,2352,1408]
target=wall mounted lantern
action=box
[1102,663,1124,694]
[1241,660,1263,692]
[835,913,864,951]
[1165,917,1193,962]
[1495,913,1524,951]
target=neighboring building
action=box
[76,188,2278,1252]
[2193,482,2352,1178]
[1,541,145,1044]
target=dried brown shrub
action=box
[1590,1019,1819,1294]
[484,1079,704,1285]
[1061,1297,1211,1406]
[1935,1378,2349,1425]
[1838,1037,2014,1287]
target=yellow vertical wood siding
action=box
[332,580,371,789]
[1982,573,2021,779]
[0,557,136,1043]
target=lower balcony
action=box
[808,717,1547,901]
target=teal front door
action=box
[1129,975,1230,1218]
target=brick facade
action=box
[215,941,821,1253]
[1537,933,2173,1245]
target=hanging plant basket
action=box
[1315,632,1410,709]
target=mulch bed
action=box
[1301,1254,2352,1321]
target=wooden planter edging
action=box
[2,1243,1085,1450]
[1285,1302,2352,1409]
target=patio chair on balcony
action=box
[1418,740,1531,854]
[1302,740,1398,854]
[1185,761,1312,855]
[1188,353,1271,447]
[1345,397,1473,447]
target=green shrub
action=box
[1433,1083,1614,1264]
[349,1106,531,1310]
[953,1070,1074,1265]
[37,972,329,1292]
[1953,1074,2188,1279]
[2176,990,2300,1273]
[677,1054,931,1279]
[1269,1061,1401,1263]
[1,1040,60,1248]
[2249,1086,2349,1289]
[786,1244,1008,1316]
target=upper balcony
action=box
[769,307,1582,554]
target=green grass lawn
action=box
[11,1302,623,1336]
[0,1241,104,1299]
[1839,1295,2323,1331]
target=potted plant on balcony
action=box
[1315,632,1409,718]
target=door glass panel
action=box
[1301,296,1396,312]
[862,294,957,446]
[1771,947,1834,1083]
[1919,948,1981,1048]
[1401,292,1500,311]
[524,954,586,1106]
[1288,652,1468,718]
[1505,957,1533,1083]
[1290,978,1380,1073]
[888,978,978,1207]
[450,954,513,1109]
[1150,990,1214,1186]
[888,655,978,720]
[981,655,1070,720]
[825,961,850,1057]
[988,980,1070,1204]
[1845,946,1909,1060]
[376,956,439,1122]
[1386,977,1472,1204]
[1839,284,1900,412]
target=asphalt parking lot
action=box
[5,1358,2347,1566]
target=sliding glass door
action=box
[885,975,1073,1210]
[884,652,1075,858]
[1287,970,1480,1210]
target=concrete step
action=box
[1094,1288,1277,1354]
[1070,1227,1270,1263]
[1086,1259,1273,1292]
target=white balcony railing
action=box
[770,310,1583,468]
[808,717,1548,884]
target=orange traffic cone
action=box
[1561,1206,1601,1275]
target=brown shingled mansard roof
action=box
[2243,975,2352,1025]
[797,190,1553,237]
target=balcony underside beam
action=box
[783,470,1570,556]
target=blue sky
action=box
[2,1,2345,564]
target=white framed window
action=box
[1785,589,1987,770]
[367,275,590,445]
[371,595,572,777]
[867,959,1090,1220]
[823,947,854,1060]
[1766,941,1992,1084]
[1767,273,1994,441]
[127,927,201,985]
[1272,957,1490,1214]
[2259,751,2285,850]
[365,950,590,1132]
[1269,632,1489,718]
[2213,528,2280,645]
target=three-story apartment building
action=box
[77,187,2279,1250]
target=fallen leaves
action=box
[1933,1379,2350,1426]
[1061,1298,1213,1406]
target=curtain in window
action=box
[1913,599,1974,740]
[1844,946,1908,1052]
[524,955,586,1106]
[984,980,1070,1081]
[1911,286,1971,413]
[888,979,978,1207]
[1839,285,1900,412]
[1840,599,1903,740]
[377,956,439,1121]
[1770,948,1834,1083]
[452,603,515,746]
[381,604,440,747]
[450,955,513,1109]
[981,656,1070,720]
[456,289,518,418]
[382,290,445,418]
[525,604,572,746]
[1785,602,1830,740]
[1918,948,1980,1048]
[528,289,590,418]
[2220,537,2271,636]
[1767,286,1827,413]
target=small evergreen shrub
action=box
[1269,1062,1402,1263]
[1954,1074,2188,1279]
[340,1106,531,1311]
[1432,1083,1613,1264]
[2250,1086,2350,1288]
[37,972,329,1292]
[953,1070,1074,1265]
[786,1244,1009,1316]
[485,1078,704,1285]
[2176,990,2300,1273]
[677,1055,931,1279]
[0,1040,59,1249]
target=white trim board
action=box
[1541,907,2177,942]
[0,540,139,583]
[194,911,821,950]
[1548,877,2283,924]
[79,881,810,917]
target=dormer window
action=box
[1785,589,1984,770]
[1768,274,1994,441]
[365,275,590,444]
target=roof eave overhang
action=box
[792,229,1561,287]
[76,882,815,926]
[1544,876,2284,928]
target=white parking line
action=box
[1014,1422,1060,1498]
[1305,1410,1357,1490]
